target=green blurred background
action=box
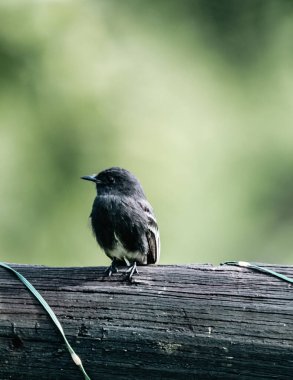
[1,0,293,266]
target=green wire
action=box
[221,261,293,284]
[0,262,91,380]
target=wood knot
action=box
[78,323,90,337]
[11,335,24,350]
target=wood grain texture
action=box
[0,264,293,380]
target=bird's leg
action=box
[103,258,119,278]
[123,261,139,283]
[123,257,130,267]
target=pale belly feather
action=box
[105,233,147,265]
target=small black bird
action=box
[81,167,160,281]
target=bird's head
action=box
[81,167,146,198]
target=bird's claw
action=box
[122,262,139,283]
[103,259,138,283]
[103,261,119,278]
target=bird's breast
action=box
[91,195,149,264]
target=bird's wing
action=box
[138,199,160,264]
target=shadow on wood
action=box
[0,264,292,379]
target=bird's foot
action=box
[123,262,139,283]
[103,260,119,278]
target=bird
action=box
[81,167,160,281]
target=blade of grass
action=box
[0,262,91,380]
[221,261,293,284]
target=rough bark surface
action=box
[0,263,293,380]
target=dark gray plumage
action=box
[81,167,160,281]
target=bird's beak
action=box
[81,175,97,183]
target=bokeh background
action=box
[1,0,293,266]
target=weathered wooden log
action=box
[0,263,293,379]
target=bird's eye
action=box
[108,176,115,184]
